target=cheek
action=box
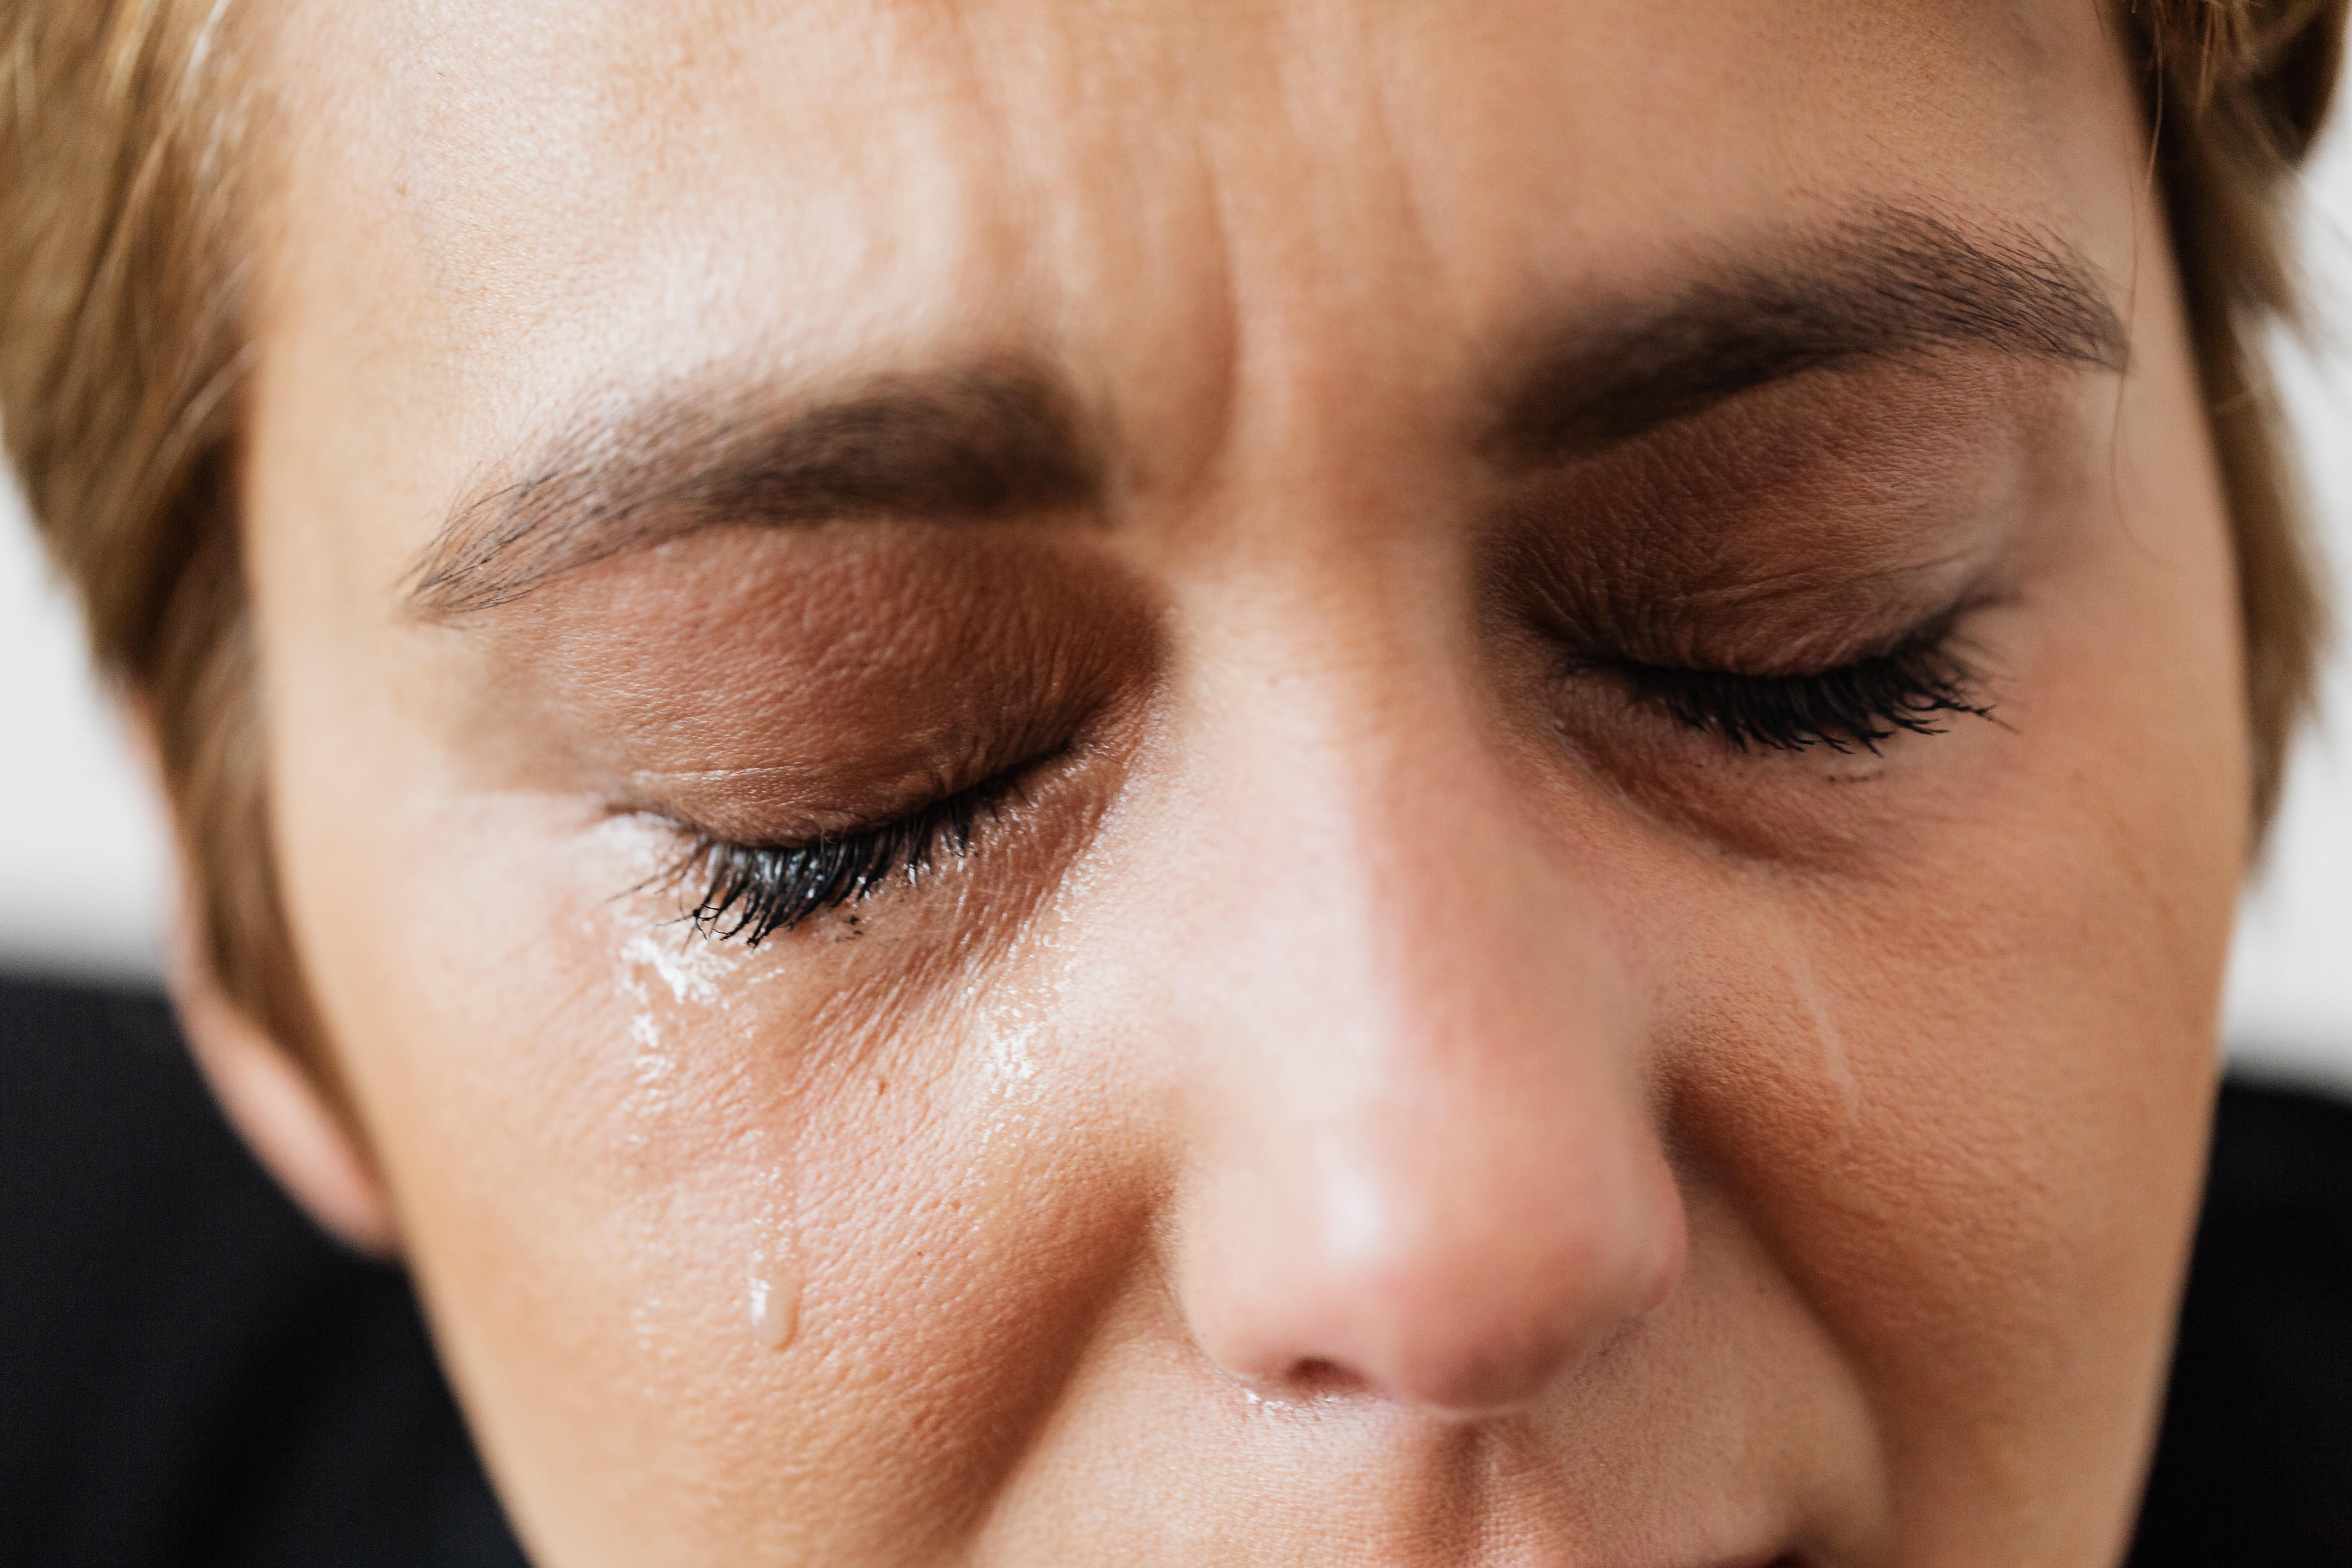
[270,756,1155,1557]
[274,788,789,1531]
[1658,445,2247,1483]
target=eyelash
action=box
[673,779,1011,947]
[1608,623,1994,754]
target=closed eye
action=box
[665,769,1029,946]
[1604,622,1994,754]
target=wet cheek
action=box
[288,787,1156,1553]
[268,786,821,1525]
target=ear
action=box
[167,915,401,1257]
[126,696,399,1257]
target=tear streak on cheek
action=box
[1758,907,1862,1139]
[597,844,809,1355]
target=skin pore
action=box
[203,0,2249,1563]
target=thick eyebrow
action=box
[407,363,1097,616]
[1482,207,2127,467]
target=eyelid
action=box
[616,666,1147,949]
[619,753,991,848]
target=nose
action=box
[1161,660,1686,1419]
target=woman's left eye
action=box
[671,775,1016,946]
[1606,625,1994,755]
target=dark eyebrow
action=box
[407,362,1097,616]
[410,208,2124,616]
[1482,207,2127,467]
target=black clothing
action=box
[2127,1076,2352,1565]
[0,980,525,1568]
[1,977,2346,1566]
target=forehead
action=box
[254,0,2125,546]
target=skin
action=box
[192,0,2249,1562]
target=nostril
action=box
[1285,1357,1370,1400]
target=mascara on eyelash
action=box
[675,781,1002,946]
[1621,632,1995,754]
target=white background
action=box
[5,131,2352,1087]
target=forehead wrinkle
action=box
[1156,1,1470,496]
[931,2,1268,502]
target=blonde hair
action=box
[1,0,2343,1063]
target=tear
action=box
[748,1260,801,1351]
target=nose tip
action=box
[1188,1124,1689,1419]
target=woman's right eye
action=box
[670,773,1018,946]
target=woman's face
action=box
[234,0,2248,1562]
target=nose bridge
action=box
[1167,613,1686,1418]
[1220,648,1597,1108]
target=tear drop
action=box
[748,1267,799,1351]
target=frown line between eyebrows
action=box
[405,362,1102,618]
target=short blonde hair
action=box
[1,0,2343,1063]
